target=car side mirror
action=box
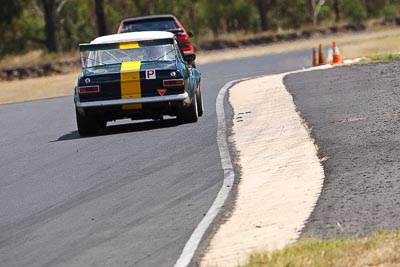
[187,31,193,38]
[184,54,196,63]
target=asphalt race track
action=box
[285,61,400,239]
[0,51,309,267]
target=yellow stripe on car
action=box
[121,61,142,110]
[119,42,139,49]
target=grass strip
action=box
[238,231,400,267]
[360,53,400,63]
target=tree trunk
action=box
[333,0,340,22]
[307,0,314,25]
[256,0,268,31]
[147,0,155,14]
[42,0,58,52]
[94,0,108,36]
[308,0,326,28]
[365,0,374,17]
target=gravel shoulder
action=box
[284,61,400,238]
[200,61,400,266]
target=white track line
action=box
[173,79,246,267]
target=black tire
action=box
[196,86,204,117]
[75,108,102,136]
[177,93,198,124]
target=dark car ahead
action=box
[117,14,196,65]
[74,31,203,136]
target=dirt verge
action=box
[0,72,79,105]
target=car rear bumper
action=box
[76,92,189,108]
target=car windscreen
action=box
[80,44,176,72]
[121,18,179,33]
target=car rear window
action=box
[121,18,179,33]
[81,43,176,73]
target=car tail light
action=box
[78,85,100,93]
[177,35,194,52]
[174,17,194,52]
[163,79,184,87]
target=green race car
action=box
[74,31,203,136]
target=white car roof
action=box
[90,31,174,44]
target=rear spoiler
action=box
[79,38,174,52]
[166,28,184,36]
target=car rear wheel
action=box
[177,93,198,124]
[196,86,204,117]
[76,108,104,136]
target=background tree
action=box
[41,0,58,52]
[200,0,224,38]
[275,0,309,30]
[253,0,277,31]
[131,0,160,15]
[365,0,386,18]
[94,0,108,36]
[333,0,341,22]
[0,0,26,56]
[1,0,400,59]
[343,0,367,23]
[58,0,93,50]
[0,0,25,24]
[37,0,69,52]
[308,0,327,28]
[255,0,268,31]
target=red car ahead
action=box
[117,14,196,66]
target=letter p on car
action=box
[146,69,156,79]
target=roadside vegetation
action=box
[1,0,400,60]
[360,53,400,63]
[239,231,400,267]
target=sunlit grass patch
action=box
[238,231,400,267]
[360,53,400,63]
[0,49,79,68]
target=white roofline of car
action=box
[90,31,174,44]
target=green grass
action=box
[238,231,400,267]
[360,53,400,63]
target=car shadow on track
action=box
[101,118,179,136]
[50,118,179,142]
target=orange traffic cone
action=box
[332,41,343,64]
[318,44,327,65]
[312,48,319,66]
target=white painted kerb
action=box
[201,67,328,266]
